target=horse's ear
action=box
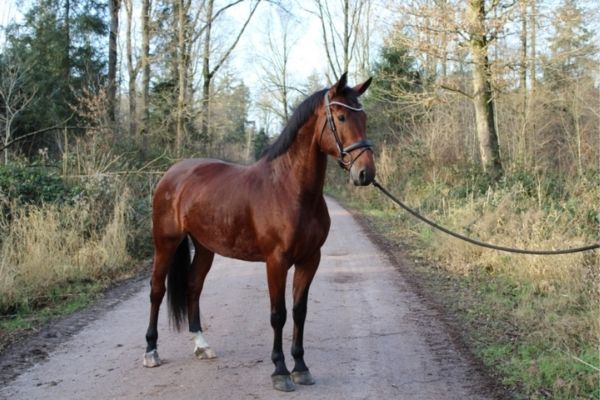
[330,72,348,96]
[353,77,373,96]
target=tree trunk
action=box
[518,0,528,165]
[3,116,9,165]
[108,0,120,124]
[519,0,527,97]
[343,0,349,73]
[64,0,70,83]
[468,0,503,180]
[125,0,137,138]
[200,0,214,144]
[529,0,537,92]
[175,0,189,156]
[140,0,151,157]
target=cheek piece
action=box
[320,93,372,170]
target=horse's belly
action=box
[188,221,263,262]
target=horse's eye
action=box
[337,114,346,122]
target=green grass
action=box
[0,278,107,351]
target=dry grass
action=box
[0,189,132,313]
[431,183,599,348]
[333,141,599,398]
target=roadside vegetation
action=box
[330,158,598,399]
[0,155,160,350]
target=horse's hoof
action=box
[143,349,161,367]
[194,346,216,360]
[272,374,295,392]
[291,370,315,385]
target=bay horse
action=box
[143,73,375,392]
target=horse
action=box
[143,72,376,392]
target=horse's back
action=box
[153,158,265,260]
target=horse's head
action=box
[319,72,375,186]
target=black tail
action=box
[167,237,191,331]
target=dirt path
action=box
[0,199,498,400]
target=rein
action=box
[322,93,373,169]
[372,179,600,255]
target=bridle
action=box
[321,92,373,170]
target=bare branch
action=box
[439,84,473,99]
[211,0,261,77]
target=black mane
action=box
[263,89,328,161]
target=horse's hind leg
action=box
[143,235,184,367]
[187,238,216,359]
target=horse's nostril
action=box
[359,169,367,184]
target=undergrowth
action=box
[0,162,156,349]
[328,149,600,399]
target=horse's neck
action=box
[271,120,327,199]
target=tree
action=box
[199,0,261,145]
[140,0,151,155]
[541,0,598,176]
[5,0,108,152]
[544,0,596,88]
[108,0,120,124]
[312,0,370,80]
[258,7,297,126]
[206,74,251,158]
[0,54,36,163]
[252,127,269,160]
[366,40,422,141]
[123,0,139,138]
[392,0,506,179]
[175,0,191,156]
[466,0,503,179]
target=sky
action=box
[0,0,375,131]
[0,0,337,81]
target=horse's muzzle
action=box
[350,164,375,186]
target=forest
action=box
[0,0,598,398]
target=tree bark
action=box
[200,0,214,144]
[108,0,120,124]
[529,0,537,92]
[175,0,190,156]
[519,0,527,96]
[468,0,503,180]
[140,0,151,157]
[124,0,137,138]
[64,0,70,84]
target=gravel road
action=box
[0,198,498,400]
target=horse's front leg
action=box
[266,254,294,392]
[290,250,320,385]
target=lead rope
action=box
[371,179,600,255]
